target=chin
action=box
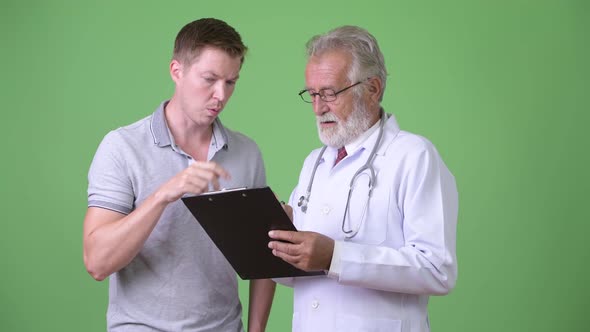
[318,132,339,147]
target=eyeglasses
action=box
[298,79,366,103]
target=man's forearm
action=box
[247,279,276,332]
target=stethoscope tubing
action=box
[298,110,387,238]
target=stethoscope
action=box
[297,110,387,238]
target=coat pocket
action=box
[336,314,402,332]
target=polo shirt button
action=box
[322,206,330,215]
[311,300,319,309]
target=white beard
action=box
[316,98,372,148]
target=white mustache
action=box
[317,113,339,123]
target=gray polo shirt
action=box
[87,101,266,332]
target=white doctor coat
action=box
[280,113,458,332]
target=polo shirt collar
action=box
[150,100,230,151]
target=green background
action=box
[1,0,588,331]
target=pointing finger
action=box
[197,161,231,180]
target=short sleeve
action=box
[87,131,134,214]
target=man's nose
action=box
[213,83,228,101]
[312,96,327,115]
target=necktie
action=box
[334,147,347,166]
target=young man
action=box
[84,18,275,331]
[269,26,458,331]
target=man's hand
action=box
[268,230,334,271]
[156,161,230,204]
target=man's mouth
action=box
[207,106,222,114]
[319,120,337,128]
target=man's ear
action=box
[170,59,183,83]
[367,77,383,104]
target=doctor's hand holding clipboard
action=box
[268,221,335,273]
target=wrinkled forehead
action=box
[305,51,352,88]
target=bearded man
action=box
[268,25,459,332]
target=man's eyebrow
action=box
[202,71,239,81]
[202,71,217,76]
[304,85,336,91]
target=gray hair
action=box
[305,25,387,101]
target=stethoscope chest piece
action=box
[298,194,308,213]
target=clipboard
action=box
[181,186,325,280]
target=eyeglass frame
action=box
[298,78,369,103]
